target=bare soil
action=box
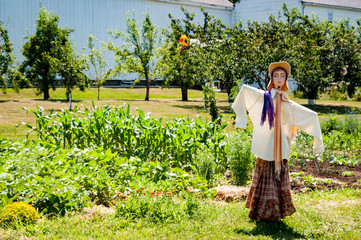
[214,160,361,201]
[289,158,361,193]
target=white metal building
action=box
[0,0,360,81]
[233,0,361,25]
[0,0,233,60]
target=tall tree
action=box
[206,20,248,102]
[0,21,14,93]
[87,34,113,100]
[290,12,334,104]
[242,15,291,90]
[331,19,361,97]
[20,7,73,100]
[161,7,208,101]
[46,38,89,100]
[108,12,161,101]
[0,21,28,93]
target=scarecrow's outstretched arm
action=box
[232,85,262,129]
[292,103,324,154]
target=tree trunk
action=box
[181,85,188,101]
[347,82,356,98]
[307,87,318,106]
[67,82,72,110]
[43,85,50,100]
[98,85,100,101]
[43,75,50,100]
[66,81,72,101]
[42,67,50,100]
[225,82,233,103]
[145,75,150,101]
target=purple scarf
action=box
[260,90,275,129]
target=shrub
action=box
[321,114,361,135]
[226,130,255,185]
[202,83,222,123]
[320,116,342,134]
[353,87,361,101]
[194,146,216,186]
[0,202,40,227]
[293,90,305,99]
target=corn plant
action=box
[22,103,228,167]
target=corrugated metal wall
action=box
[232,0,301,25]
[232,0,361,26]
[304,5,361,25]
[0,0,232,64]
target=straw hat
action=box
[267,62,291,92]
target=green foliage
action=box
[342,171,354,177]
[0,21,28,93]
[209,21,247,101]
[319,84,349,101]
[226,130,256,185]
[46,37,89,100]
[116,190,200,223]
[332,19,361,97]
[20,7,74,100]
[202,82,221,122]
[290,13,334,100]
[243,13,292,90]
[291,113,361,168]
[194,145,216,186]
[87,34,113,100]
[22,104,227,167]
[161,5,361,103]
[0,139,211,216]
[225,4,361,102]
[108,12,161,101]
[0,21,13,92]
[0,202,40,227]
[2,104,226,216]
[353,86,361,101]
[293,90,305,99]
[161,7,208,101]
[321,113,361,135]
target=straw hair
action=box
[267,62,291,92]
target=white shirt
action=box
[232,85,324,161]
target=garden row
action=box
[0,105,360,223]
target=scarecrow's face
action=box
[272,69,286,89]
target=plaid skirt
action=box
[245,158,296,222]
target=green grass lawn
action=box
[1,87,360,140]
[1,188,360,239]
[0,87,207,101]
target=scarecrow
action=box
[232,62,324,222]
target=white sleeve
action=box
[292,102,324,154]
[231,85,262,129]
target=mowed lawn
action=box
[0,189,360,239]
[1,87,361,140]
